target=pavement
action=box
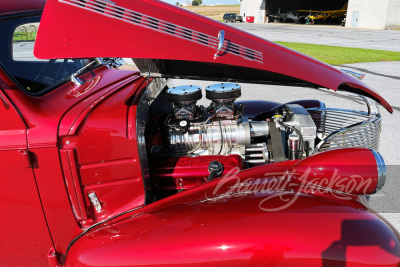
[230,23,400,52]
[172,23,400,232]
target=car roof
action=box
[0,0,45,16]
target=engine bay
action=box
[145,82,322,198]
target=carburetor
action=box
[205,83,241,119]
[166,85,203,121]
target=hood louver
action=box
[60,0,263,63]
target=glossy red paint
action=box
[293,148,379,195]
[150,154,243,191]
[32,146,83,254]
[0,70,54,266]
[0,0,45,16]
[34,0,393,113]
[67,211,400,266]
[0,1,399,266]
[2,64,145,254]
[58,75,147,225]
[47,247,61,267]
[65,153,400,266]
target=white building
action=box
[240,0,266,23]
[182,0,192,7]
[240,0,400,29]
[346,0,400,29]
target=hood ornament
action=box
[214,30,225,59]
[341,69,366,80]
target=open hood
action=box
[34,0,392,113]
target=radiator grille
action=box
[307,108,381,152]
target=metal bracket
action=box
[96,57,125,69]
[18,150,32,168]
[71,61,96,86]
[214,30,225,59]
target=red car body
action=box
[0,0,399,266]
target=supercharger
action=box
[164,83,316,164]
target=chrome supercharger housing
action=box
[163,83,318,164]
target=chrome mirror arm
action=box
[71,60,96,86]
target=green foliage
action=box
[13,31,36,42]
[192,0,202,6]
[275,41,400,65]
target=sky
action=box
[161,0,239,5]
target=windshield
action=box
[2,17,99,95]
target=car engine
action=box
[144,81,381,197]
[154,83,317,164]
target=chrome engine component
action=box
[288,134,300,160]
[164,84,321,164]
[244,143,269,164]
[372,150,386,193]
[167,85,202,120]
[307,107,381,152]
[169,120,269,156]
[282,104,317,155]
[205,83,241,119]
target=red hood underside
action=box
[34,0,392,113]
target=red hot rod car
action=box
[0,0,399,266]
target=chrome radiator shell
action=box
[307,108,381,152]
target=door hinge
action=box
[47,247,61,267]
[18,150,32,168]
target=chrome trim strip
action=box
[59,0,263,63]
[341,69,366,80]
[66,205,143,254]
[371,150,386,193]
[358,95,380,115]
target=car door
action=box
[0,71,54,266]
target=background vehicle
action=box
[0,0,399,266]
[223,13,242,23]
[268,8,296,23]
[299,2,347,25]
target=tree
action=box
[192,0,202,5]
[175,2,180,6]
